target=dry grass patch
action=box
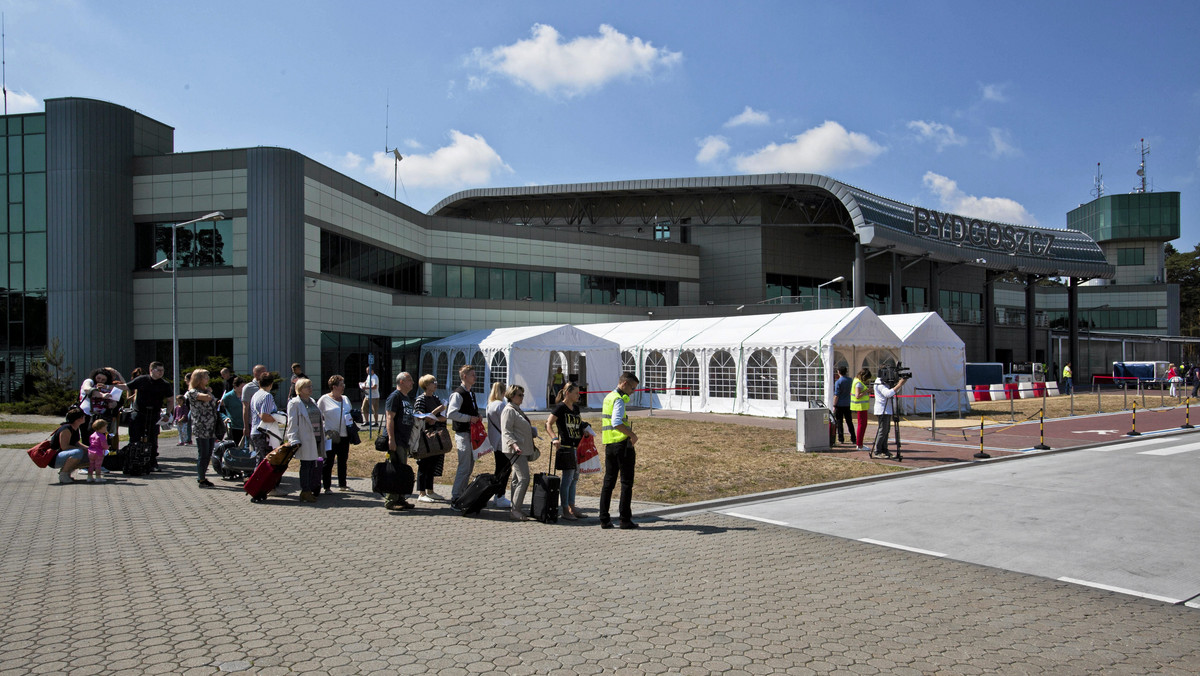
[343,416,900,505]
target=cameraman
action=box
[872,369,908,459]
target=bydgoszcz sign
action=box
[913,207,1054,256]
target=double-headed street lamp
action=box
[152,211,226,395]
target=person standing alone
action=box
[832,366,855,446]
[599,372,640,530]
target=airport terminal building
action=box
[0,97,1184,402]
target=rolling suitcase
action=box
[122,438,154,476]
[457,473,496,517]
[531,443,560,524]
[243,458,288,502]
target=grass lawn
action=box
[0,421,62,435]
[342,416,902,505]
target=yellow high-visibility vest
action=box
[601,389,631,445]
[850,378,870,411]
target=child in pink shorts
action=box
[87,419,109,483]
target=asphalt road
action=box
[716,429,1200,607]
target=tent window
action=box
[644,351,667,393]
[834,351,849,375]
[490,352,508,388]
[621,351,635,375]
[790,349,822,403]
[421,352,434,379]
[452,351,467,384]
[675,351,699,396]
[861,350,897,376]
[746,350,778,400]
[470,351,486,394]
[434,353,444,386]
[709,350,736,398]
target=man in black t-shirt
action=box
[126,361,175,465]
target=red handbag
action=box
[28,437,56,468]
[575,435,599,464]
[470,419,488,450]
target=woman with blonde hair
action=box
[485,381,512,509]
[415,374,448,502]
[286,377,325,503]
[500,384,539,520]
[186,369,220,488]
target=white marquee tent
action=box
[579,307,904,417]
[878,312,970,414]
[420,325,621,410]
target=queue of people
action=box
[44,361,647,529]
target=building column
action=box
[1068,277,1079,374]
[984,272,997,362]
[853,240,865,308]
[890,253,902,314]
[1025,274,1037,363]
[929,261,940,315]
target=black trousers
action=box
[492,449,512,498]
[873,414,893,455]
[323,438,350,489]
[129,408,161,458]
[834,406,855,444]
[599,440,636,524]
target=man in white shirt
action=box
[872,371,908,459]
[361,366,380,426]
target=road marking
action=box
[723,511,789,526]
[1057,577,1183,604]
[1071,429,1121,435]
[1138,442,1200,456]
[858,538,946,558]
[1187,601,1200,609]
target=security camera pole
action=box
[152,211,226,394]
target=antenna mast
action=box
[1134,138,1150,193]
[383,89,404,201]
[1090,162,1104,199]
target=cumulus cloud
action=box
[733,121,885,174]
[6,90,41,113]
[988,127,1021,158]
[922,171,1038,226]
[360,130,512,190]
[473,23,681,97]
[695,135,731,164]
[725,106,769,127]
[337,151,363,172]
[981,83,1008,102]
[907,120,966,151]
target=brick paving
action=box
[3,438,1199,675]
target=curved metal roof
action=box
[431,174,1113,279]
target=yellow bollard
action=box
[1127,401,1141,437]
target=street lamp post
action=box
[153,211,226,396]
[1082,303,1110,386]
[816,276,845,311]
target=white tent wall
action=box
[879,313,969,415]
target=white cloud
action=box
[733,121,885,174]
[981,83,1008,102]
[337,151,363,172]
[907,120,966,151]
[362,130,512,190]
[404,138,423,150]
[695,135,730,164]
[6,90,41,113]
[473,23,681,97]
[725,106,769,127]
[988,127,1021,158]
[922,171,1038,226]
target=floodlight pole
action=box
[160,212,225,395]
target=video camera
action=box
[877,362,913,388]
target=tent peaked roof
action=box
[736,307,901,350]
[879,312,964,349]
[424,324,620,354]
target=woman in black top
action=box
[51,408,89,484]
[414,374,448,503]
[545,382,592,520]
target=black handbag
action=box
[374,433,389,452]
[554,444,578,471]
[347,423,362,446]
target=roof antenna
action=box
[1133,138,1151,193]
[1090,162,1104,199]
[383,89,406,201]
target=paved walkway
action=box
[3,435,1199,674]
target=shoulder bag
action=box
[27,432,57,468]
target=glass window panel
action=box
[503,269,516,299]
[490,268,503,300]
[8,263,21,292]
[0,137,6,173]
[0,239,6,288]
[475,266,489,299]
[23,233,45,292]
[23,134,45,172]
[8,234,21,263]
[213,219,232,266]
[6,135,19,172]
[23,174,45,232]
[22,115,44,133]
[516,269,529,299]
[460,266,475,299]
[446,265,461,298]
[432,265,446,296]
[544,272,555,301]
[8,174,21,203]
[7,117,20,134]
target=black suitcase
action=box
[122,439,154,476]
[531,473,561,523]
[457,473,497,516]
[372,460,414,495]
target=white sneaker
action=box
[493,496,512,509]
[417,494,435,503]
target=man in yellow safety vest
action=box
[599,372,640,530]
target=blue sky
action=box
[8,0,1200,245]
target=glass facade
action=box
[433,264,555,302]
[321,331,393,402]
[1067,192,1180,243]
[320,230,422,294]
[134,338,234,373]
[135,219,234,270]
[0,113,47,401]
[580,274,675,306]
[1116,247,1145,266]
[939,290,983,324]
[1045,308,1156,330]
